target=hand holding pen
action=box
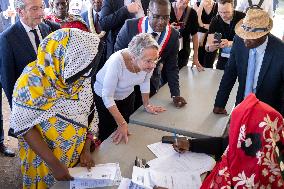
[173,137,190,154]
[174,132,181,157]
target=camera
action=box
[214,32,222,44]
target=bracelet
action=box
[119,121,127,127]
[86,132,95,142]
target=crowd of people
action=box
[0,0,283,188]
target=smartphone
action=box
[214,32,222,44]
[161,136,187,144]
[177,22,185,29]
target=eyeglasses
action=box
[143,57,161,65]
[148,10,170,21]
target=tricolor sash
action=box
[138,16,171,56]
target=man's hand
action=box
[213,107,228,115]
[80,151,95,170]
[218,39,230,49]
[127,2,140,13]
[173,96,187,108]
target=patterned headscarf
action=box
[11,28,100,136]
[201,94,284,189]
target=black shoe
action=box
[0,144,15,157]
[8,128,17,139]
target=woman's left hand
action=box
[112,123,130,144]
[80,151,95,170]
[192,56,204,72]
[145,104,166,114]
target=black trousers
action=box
[94,92,135,141]
[216,56,229,70]
[199,47,218,68]
[0,83,4,144]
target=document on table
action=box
[147,142,177,158]
[118,178,147,189]
[69,163,121,189]
[147,152,216,174]
[131,166,202,189]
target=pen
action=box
[174,131,180,157]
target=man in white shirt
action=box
[236,0,273,18]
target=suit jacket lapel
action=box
[256,36,273,92]
[241,46,250,87]
[15,21,36,57]
[38,23,49,38]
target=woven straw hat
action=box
[235,9,273,39]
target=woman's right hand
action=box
[50,161,74,181]
[112,123,130,144]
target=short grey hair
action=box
[128,33,159,58]
[14,0,26,10]
[149,0,171,11]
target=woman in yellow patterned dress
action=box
[10,28,101,189]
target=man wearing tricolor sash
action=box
[115,0,187,109]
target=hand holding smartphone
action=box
[214,32,222,44]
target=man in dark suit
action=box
[0,0,52,155]
[100,0,150,58]
[213,9,284,115]
[115,0,187,109]
[81,0,102,30]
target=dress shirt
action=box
[236,0,273,18]
[252,36,268,92]
[20,20,43,53]
[146,22,161,41]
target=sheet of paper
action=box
[149,169,202,189]
[132,166,202,189]
[131,166,152,189]
[118,178,147,189]
[147,142,177,158]
[69,163,121,189]
[147,152,216,175]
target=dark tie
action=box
[151,32,158,41]
[94,13,101,33]
[30,29,40,50]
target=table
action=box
[51,124,172,189]
[130,67,238,138]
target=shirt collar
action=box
[255,36,268,54]
[147,20,161,36]
[20,19,39,32]
[92,9,101,17]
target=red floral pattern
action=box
[201,94,284,189]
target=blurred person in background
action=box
[170,0,204,71]
[205,0,245,70]
[196,0,218,68]
[45,0,89,31]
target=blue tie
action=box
[244,48,257,97]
